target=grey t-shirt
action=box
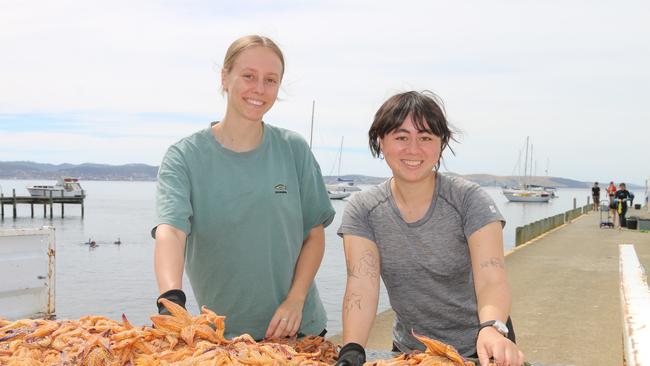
[338,174,504,357]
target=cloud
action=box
[1,0,649,184]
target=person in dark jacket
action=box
[591,182,600,211]
[614,183,631,229]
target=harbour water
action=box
[0,179,645,335]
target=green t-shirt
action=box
[154,122,335,340]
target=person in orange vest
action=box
[607,181,617,204]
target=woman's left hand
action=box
[476,327,525,366]
[265,296,304,338]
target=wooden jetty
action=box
[0,189,85,219]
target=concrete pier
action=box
[329,207,650,365]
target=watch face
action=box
[494,320,509,335]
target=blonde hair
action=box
[223,35,285,76]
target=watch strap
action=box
[478,320,508,336]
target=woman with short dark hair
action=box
[337,91,524,366]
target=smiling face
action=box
[221,46,283,123]
[380,115,442,184]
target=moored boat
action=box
[27,177,85,198]
[328,190,351,200]
[502,187,551,202]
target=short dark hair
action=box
[368,91,456,162]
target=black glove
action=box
[156,289,186,315]
[336,342,366,366]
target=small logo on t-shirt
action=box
[274,183,287,194]
[489,205,497,213]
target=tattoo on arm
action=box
[346,250,379,279]
[479,257,505,269]
[344,292,362,314]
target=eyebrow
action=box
[240,67,280,77]
[393,128,433,134]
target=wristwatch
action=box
[479,320,509,337]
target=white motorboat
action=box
[328,190,351,200]
[27,177,85,198]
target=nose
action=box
[406,138,420,153]
[253,78,265,94]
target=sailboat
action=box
[328,137,361,193]
[326,137,353,200]
[502,137,551,203]
[307,101,353,200]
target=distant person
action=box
[591,182,600,211]
[152,35,335,340]
[615,183,631,229]
[336,91,524,366]
[607,181,617,204]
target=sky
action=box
[1,1,649,185]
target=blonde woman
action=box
[153,35,334,340]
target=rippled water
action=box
[0,179,644,334]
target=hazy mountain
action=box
[0,161,158,181]
[0,161,642,189]
[326,174,643,189]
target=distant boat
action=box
[27,177,85,198]
[502,188,551,202]
[502,137,551,203]
[528,184,558,198]
[327,137,362,194]
[114,238,121,245]
[327,177,362,193]
[328,190,351,200]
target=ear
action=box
[221,68,228,92]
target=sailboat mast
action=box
[309,100,315,149]
[337,136,344,177]
[523,136,529,187]
[530,144,534,186]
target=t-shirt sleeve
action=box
[337,194,376,243]
[295,140,335,239]
[151,145,193,238]
[461,184,505,239]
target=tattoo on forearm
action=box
[346,250,380,279]
[344,292,362,314]
[479,257,505,269]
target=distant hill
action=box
[327,173,642,189]
[0,161,158,181]
[0,161,642,189]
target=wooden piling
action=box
[48,191,53,219]
[0,191,85,219]
[12,189,17,218]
